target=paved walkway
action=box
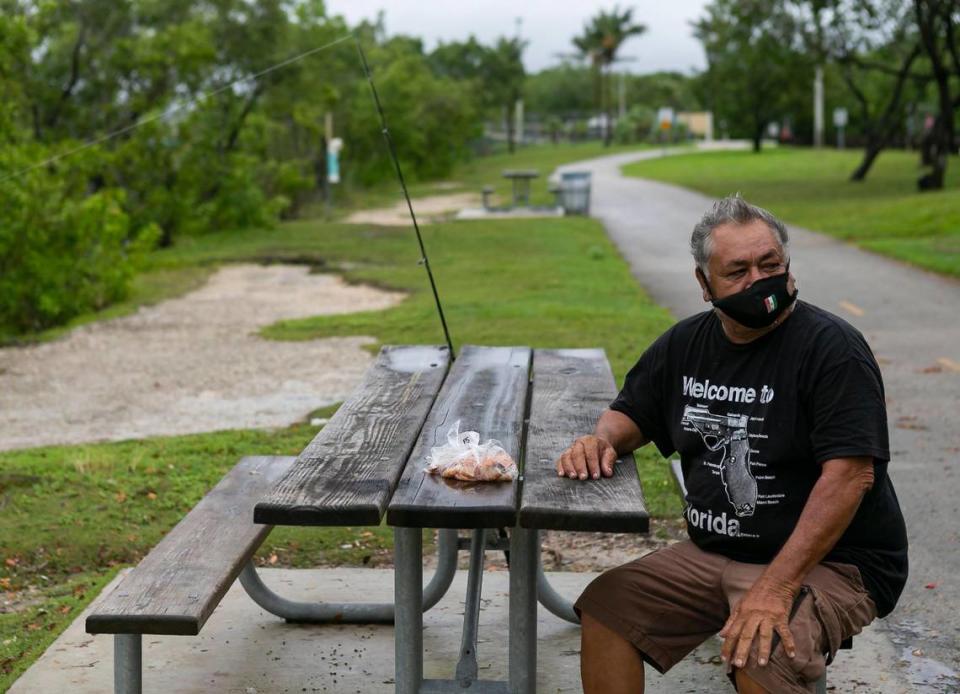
[558,146,960,690]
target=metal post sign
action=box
[327,137,343,184]
[657,107,674,131]
[833,108,848,149]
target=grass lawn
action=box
[622,147,960,277]
[1,208,678,688]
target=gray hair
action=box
[690,195,789,276]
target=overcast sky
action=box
[326,1,710,75]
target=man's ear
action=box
[695,267,713,303]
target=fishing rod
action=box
[354,38,457,360]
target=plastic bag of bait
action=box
[425,420,517,482]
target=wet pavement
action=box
[10,568,921,693]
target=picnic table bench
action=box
[87,344,649,694]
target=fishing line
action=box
[355,38,457,360]
[0,34,355,184]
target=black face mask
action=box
[699,268,798,329]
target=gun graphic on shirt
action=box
[681,405,757,518]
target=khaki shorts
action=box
[574,540,877,693]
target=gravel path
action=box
[344,192,478,225]
[0,264,404,451]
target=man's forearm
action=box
[594,409,648,455]
[760,458,875,593]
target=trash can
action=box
[560,171,592,215]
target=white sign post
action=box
[327,137,343,184]
[657,107,675,132]
[657,107,674,152]
[833,107,848,149]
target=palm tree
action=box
[573,6,647,145]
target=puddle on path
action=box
[889,619,960,692]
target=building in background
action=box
[676,111,714,141]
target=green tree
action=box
[0,1,486,337]
[428,35,526,153]
[346,35,481,184]
[913,0,960,190]
[614,104,655,143]
[573,6,647,145]
[801,0,927,180]
[483,37,527,153]
[429,36,488,82]
[627,71,702,112]
[524,65,595,119]
[694,0,812,152]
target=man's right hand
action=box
[556,435,618,481]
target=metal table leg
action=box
[509,527,538,694]
[532,530,581,624]
[537,557,579,623]
[408,528,513,693]
[114,633,141,694]
[395,527,424,694]
[454,530,486,687]
[239,528,459,623]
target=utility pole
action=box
[619,71,626,119]
[813,65,824,148]
[515,16,524,148]
[612,56,636,126]
[514,98,524,148]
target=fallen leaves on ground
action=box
[895,416,929,431]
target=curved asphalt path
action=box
[558,146,960,692]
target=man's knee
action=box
[581,610,627,649]
[580,610,646,694]
[733,644,824,694]
[734,668,771,694]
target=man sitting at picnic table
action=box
[557,195,908,694]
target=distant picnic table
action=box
[88,344,649,694]
[501,169,540,207]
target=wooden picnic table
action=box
[501,169,539,207]
[255,344,649,694]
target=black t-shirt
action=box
[611,301,908,617]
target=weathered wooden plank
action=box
[254,345,450,526]
[387,345,531,528]
[86,456,295,636]
[519,349,649,533]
